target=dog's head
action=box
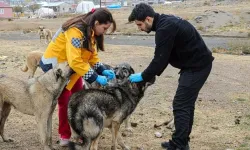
[37,62,73,97]
[53,62,73,82]
[114,76,155,101]
[127,77,155,98]
[39,26,44,32]
[132,77,155,94]
[113,63,134,82]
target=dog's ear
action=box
[130,67,135,74]
[55,68,62,81]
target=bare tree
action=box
[13,6,23,13]
[28,4,40,15]
[13,6,23,17]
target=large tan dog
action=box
[38,26,53,44]
[0,62,72,150]
[21,51,43,78]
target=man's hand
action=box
[102,70,115,80]
[129,72,143,82]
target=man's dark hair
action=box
[128,3,155,22]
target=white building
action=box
[42,2,73,13]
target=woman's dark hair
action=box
[62,8,116,51]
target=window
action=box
[0,9,4,14]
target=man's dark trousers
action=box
[171,63,212,149]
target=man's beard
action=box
[145,22,152,33]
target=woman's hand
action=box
[102,70,115,80]
[96,75,108,85]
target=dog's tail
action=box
[69,109,103,149]
[20,64,28,72]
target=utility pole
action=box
[99,0,101,8]
[121,0,124,6]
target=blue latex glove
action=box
[102,70,115,80]
[96,75,108,86]
[129,73,143,83]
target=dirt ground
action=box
[0,0,250,150]
[0,37,250,150]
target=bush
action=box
[203,1,211,6]
[228,41,250,55]
[212,40,250,55]
[242,48,250,54]
[197,25,205,31]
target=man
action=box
[128,3,214,150]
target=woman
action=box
[39,8,116,146]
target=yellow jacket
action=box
[42,27,103,90]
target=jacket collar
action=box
[151,13,160,31]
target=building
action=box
[131,0,165,6]
[9,0,25,6]
[42,2,73,13]
[0,1,12,18]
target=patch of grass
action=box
[236,98,247,102]
[238,136,250,149]
[239,143,248,147]
[203,1,211,6]
[197,25,205,31]
[212,47,228,53]
[242,49,250,54]
[230,93,250,103]
[212,46,242,55]
[218,24,249,34]
[246,115,250,120]
[245,136,250,140]
[183,16,194,21]
[229,41,250,55]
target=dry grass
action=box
[212,40,250,55]
[1,0,250,35]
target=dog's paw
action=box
[125,127,133,132]
[111,146,116,150]
[3,138,13,142]
[43,145,55,150]
[122,146,130,150]
[166,121,174,129]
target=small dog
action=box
[67,64,155,150]
[38,26,53,44]
[0,62,72,150]
[20,51,43,78]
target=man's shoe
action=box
[161,141,190,150]
[161,141,175,150]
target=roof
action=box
[42,2,67,7]
[37,1,48,5]
[0,1,11,8]
[72,4,77,8]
